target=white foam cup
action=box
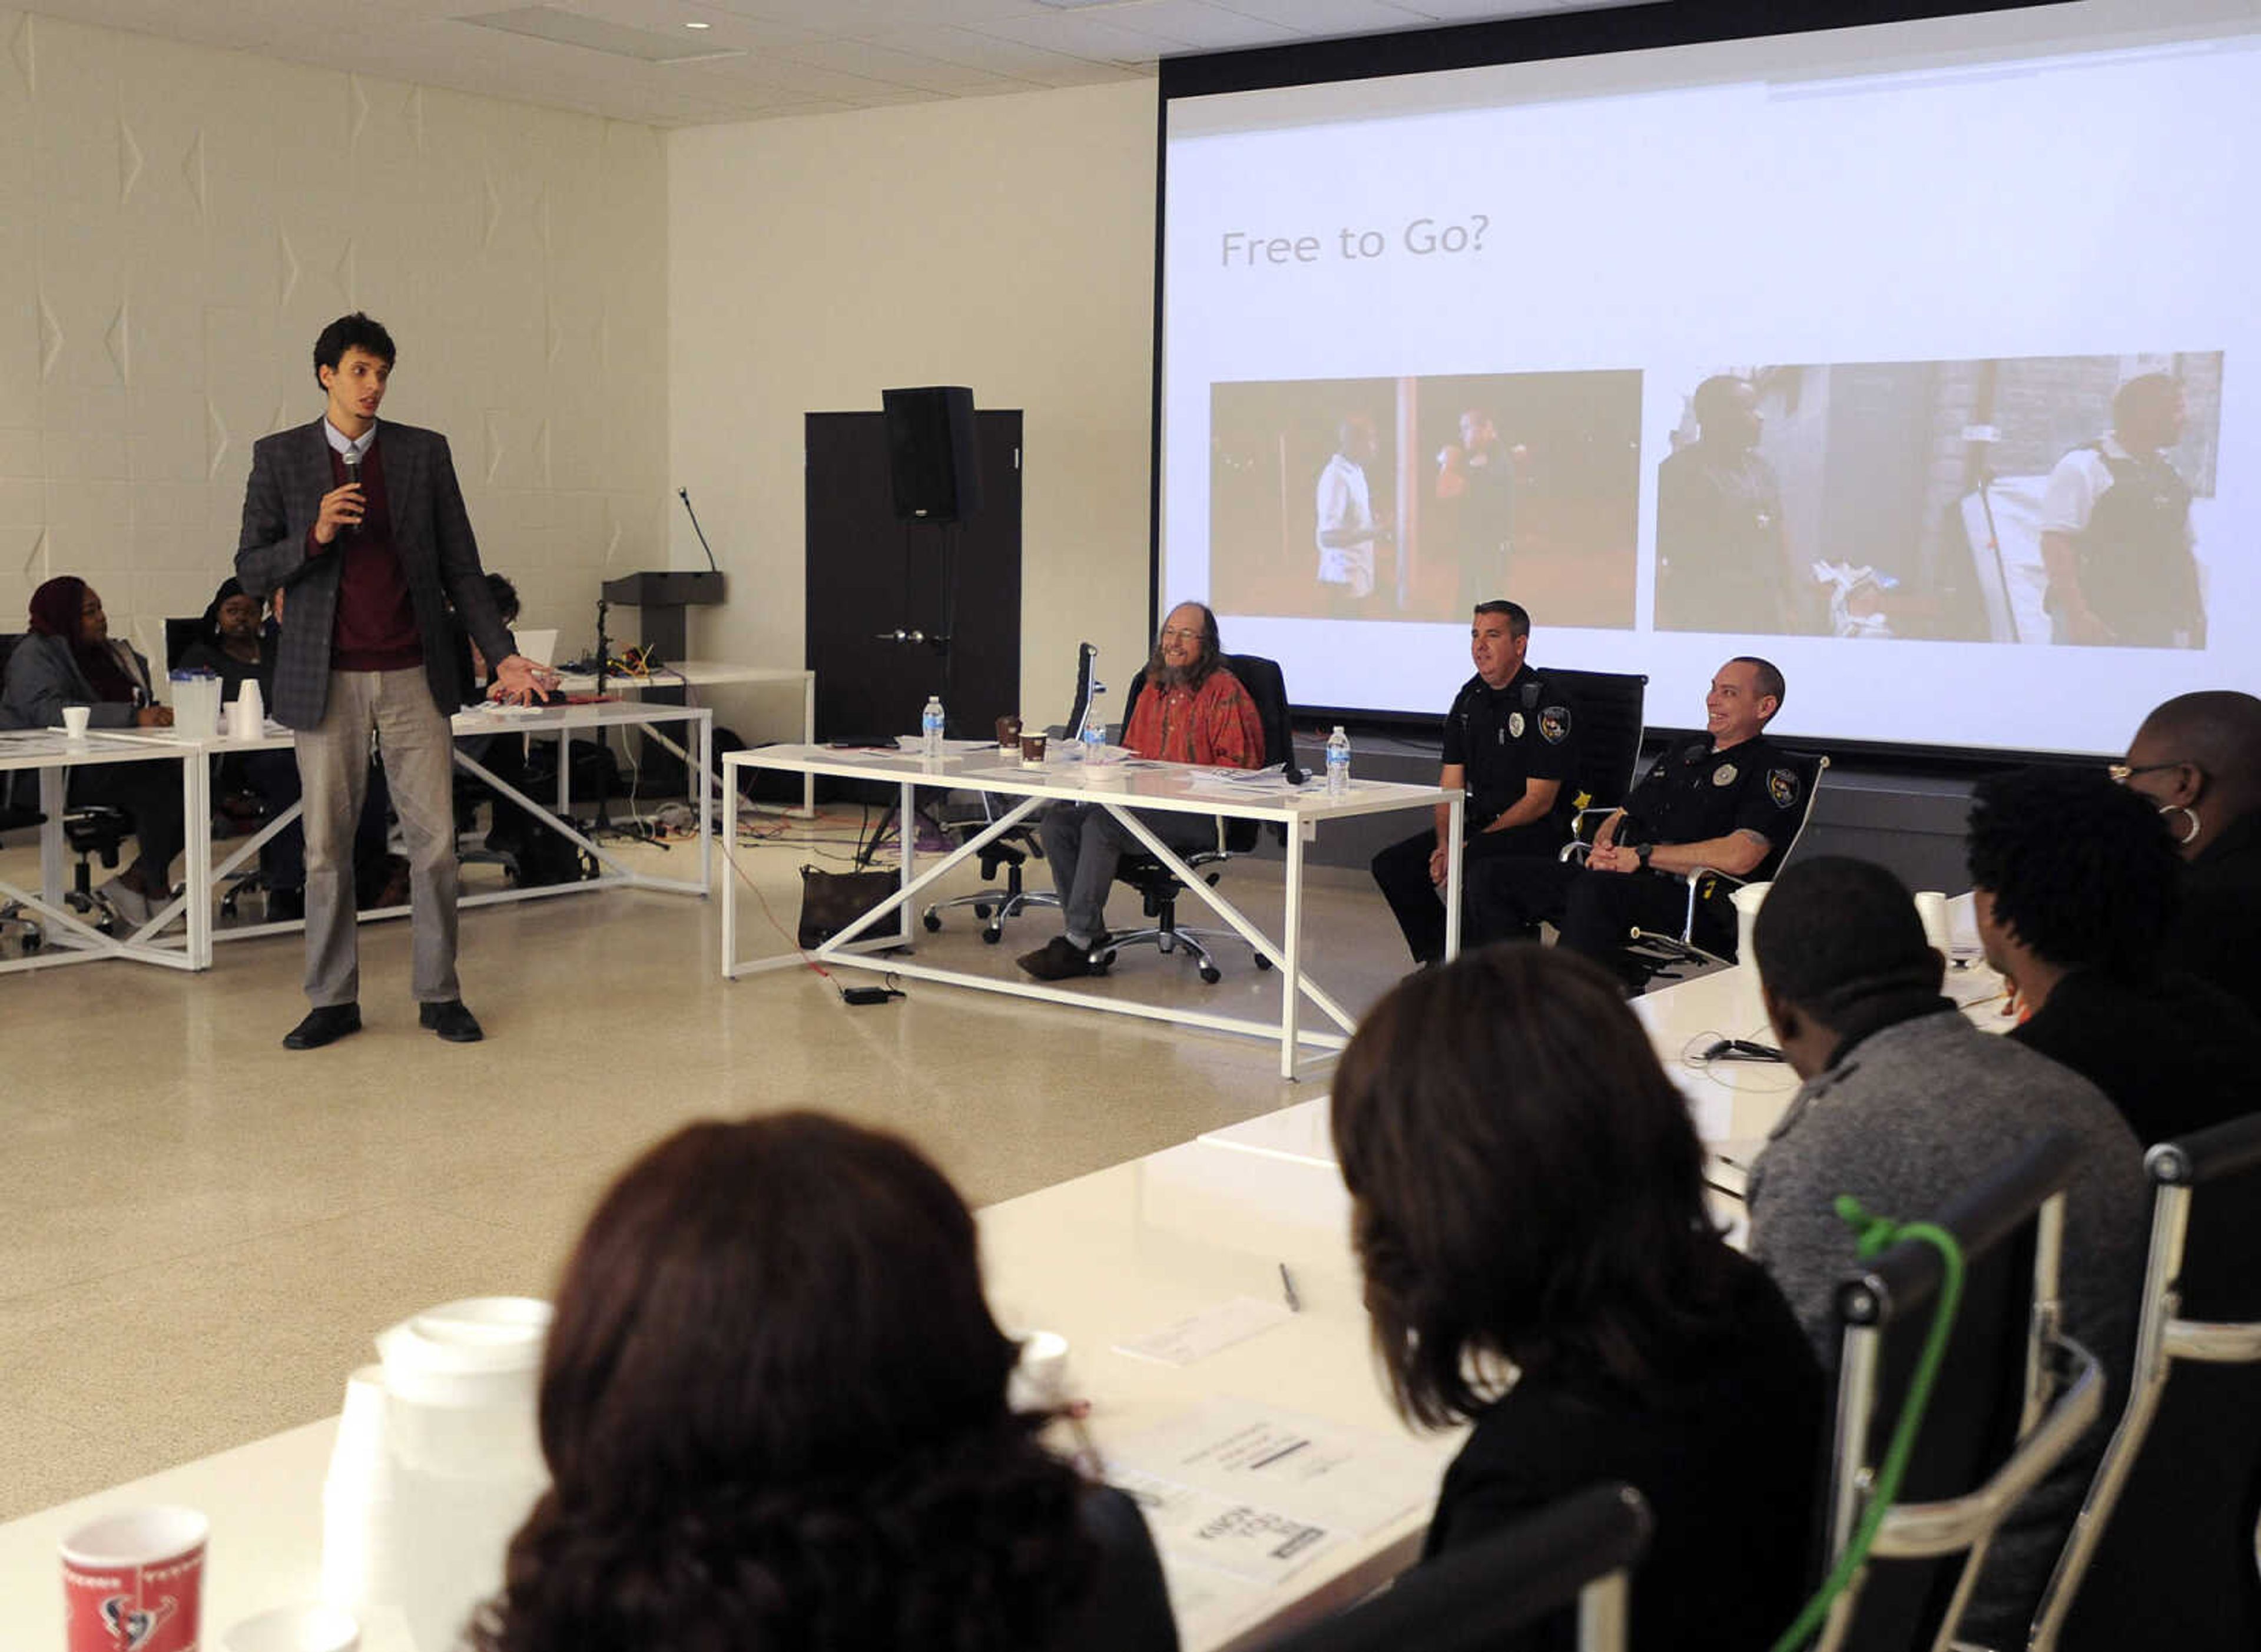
[1914,891,1953,954]
[1009,1331,1070,1412]
[61,705,91,738]
[221,1604,360,1652]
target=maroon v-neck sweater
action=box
[326,438,422,672]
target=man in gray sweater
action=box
[1745,855,2146,1650]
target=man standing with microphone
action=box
[238,313,556,1049]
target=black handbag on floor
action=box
[797,865,898,948]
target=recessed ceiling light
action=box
[684,19,710,27]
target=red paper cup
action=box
[61,1506,207,1652]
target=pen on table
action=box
[1279,1262,1301,1313]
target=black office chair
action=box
[1809,1128,2105,1652]
[2028,1110,2261,1651]
[0,770,48,951]
[1259,1483,1650,1652]
[922,641,1098,941]
[1090,651,1290,984]
[1546,668,1647,823]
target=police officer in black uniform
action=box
[2041,373,2203,649]
[1468,656,1806,974]
[1370,600,1576,965]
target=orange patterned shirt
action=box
[1122,666,1266,768]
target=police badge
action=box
[1509,712,1526,738]
[1539,705,1570,744]
[1712,764,1738,787]
[1768,767,1800,808]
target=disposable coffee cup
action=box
[1914,891,1952,954]
[61,1505,208,1652]
[1019,732,1048,767]
[223,1604,360,1652]
[1009,1331,1070,1412]
[61,705,91,739]
[996,714,1022,753]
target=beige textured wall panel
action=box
[667,79,1158,742]
[1,6,667,656]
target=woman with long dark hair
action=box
[2,576,184,924]
[1330,946,1822,1650]
[470,1111,1176,1652]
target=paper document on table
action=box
[1104,1399,1441,1650]
[1113,1295,1292,1366]
[894,735,997,753]
[1107,1398,1438,1540]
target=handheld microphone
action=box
[342,450,361,536]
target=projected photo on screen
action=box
[1209,370,1642,628]
[1655,354,2222,650]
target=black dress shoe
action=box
[283,1003,362,1050]
[419,999,485,1043]
[1016,934,1099,982]
[266,887,304,922]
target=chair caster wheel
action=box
[1253,953,1274,971]
[982,926,1003,944]
[1198,963,1221,984]
[921,911,941,933]
[1090,951,1115,976]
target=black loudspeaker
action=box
[883,386,983,522]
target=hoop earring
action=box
[2161,804,2202,846]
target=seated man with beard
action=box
[1016,602,1264,982]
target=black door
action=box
[804,411,1022,753]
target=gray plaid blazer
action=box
[234,419,516,731]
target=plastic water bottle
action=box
[1325,725,1351,798]
[1081,682,1108,764]
[921,695,946,759]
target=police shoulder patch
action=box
[1539,705,1570,745]
[1768,766,1801,809]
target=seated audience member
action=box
[175,576,270,696]
[1746,855,2146,1648]
[470,1111,1176,1652]
[1470,656,1805,974]
[1017,601,1264,981]
[1370,600,1574,966]
[1330,946,1822,1651]
[2118,690,2261,1017]
[180,576,393,921]
[1,577,182,925]
[1970,765,2261,1145]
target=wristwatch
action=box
[1635,841,1653,869]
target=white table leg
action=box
[898,778,917,945]
[1280,819,1305,1080]
[184,749,211,967]
[39,767,65,911]
[721,754,741,974]
[801,672,817,817]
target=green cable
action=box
[1766,1196,1968,1652]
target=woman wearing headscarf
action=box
[1,577,184,924]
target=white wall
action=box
[0,9,668,665]
[667,79,1159,740]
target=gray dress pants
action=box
[296,667,460,1007]
[1039,801,1215,945]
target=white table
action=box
[0,1123,1447,1652]
[0,728,205,976]
[721,745,1463,1079]
[109,699,712,969]
[554,659,814,816]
